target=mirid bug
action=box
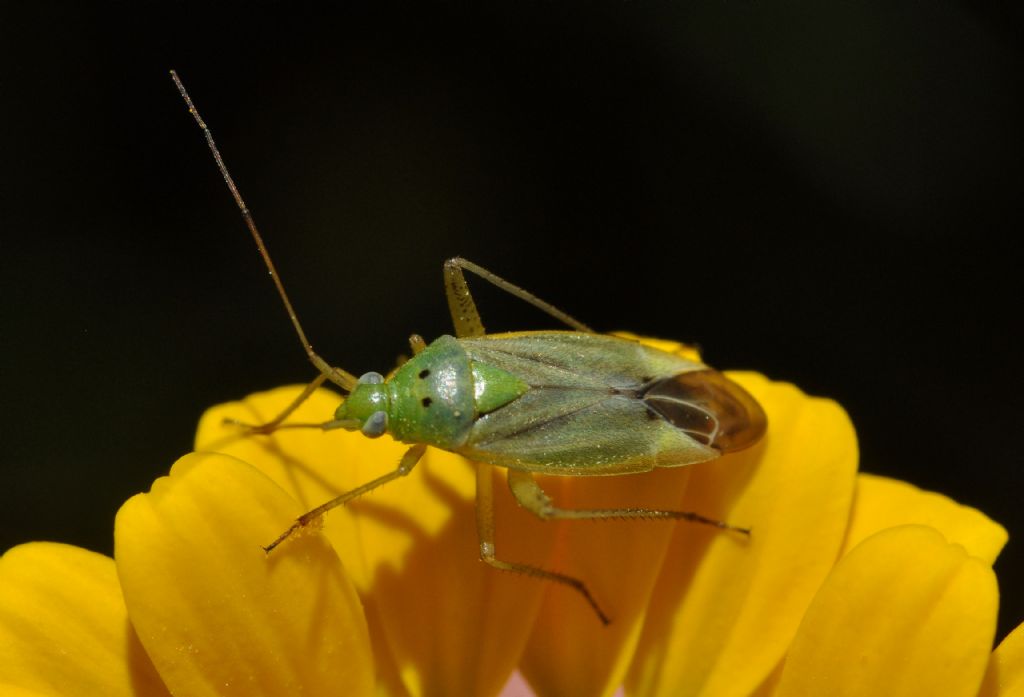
[171,71,767,624]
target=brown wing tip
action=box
[700,371,767,453]
[645,370,767,453]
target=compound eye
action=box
[357,371,385,385]
[361,410,388,438]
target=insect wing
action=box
[644,369,766,454]
[459,332,706,388]
[460,386,720,474]
[457,333,721,475]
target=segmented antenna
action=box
[170,70,356,391]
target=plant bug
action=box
[171,71,767,625]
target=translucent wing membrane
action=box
[643,370,767,453]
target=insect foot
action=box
[263,512,325,554]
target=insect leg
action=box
[408,334,427,354]
[264,443,427,553]
[223,372,331,434]
[392,335,428,370]
[443,257,595,336]
[475,463,611,625]
[507,469,750,535]
[443,258,486,338]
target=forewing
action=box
[456,332,722,474]
[459,332,705,389]
[459,388,718,475]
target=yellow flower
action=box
[0,338,1019,696]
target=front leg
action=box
[265,444,427,553]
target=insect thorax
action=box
[381,336,477,448]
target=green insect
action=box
[172,72,767,624]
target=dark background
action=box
[2,3,1022,639]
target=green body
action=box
[335,331,765,476]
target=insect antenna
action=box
[170,70,357,392]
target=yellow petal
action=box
[519,466,692,697]
[0,542,168,697]
[114,452,374,697]
[194,387,381,589]
[979,621,1024,697]
[347,452,555,697]
[776,525,998,697]
[626,373,858,697]
[842,473,1007,564]
[0,687,51,697]
[197,388,550,697]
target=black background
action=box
[3,3,1022,639]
